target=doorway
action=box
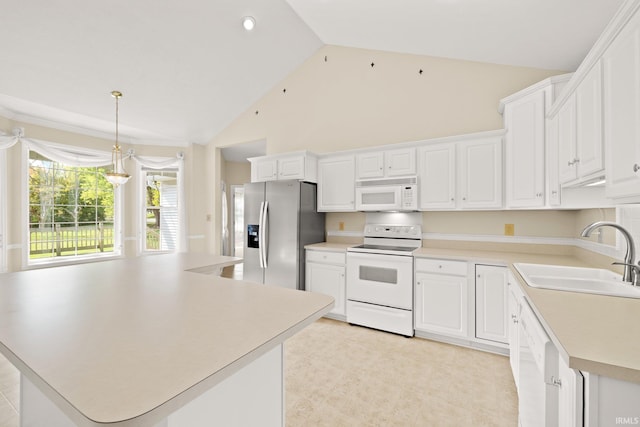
[231,185,244,258]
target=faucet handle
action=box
[612,262,640,286]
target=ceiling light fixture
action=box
[105,90,131,186]
[242,16,256,31]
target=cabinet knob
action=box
[462,197,466,201]
[551,376,562,387]
[634,164,640,173]
[451,198,454,201]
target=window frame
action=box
[22,142,124,269]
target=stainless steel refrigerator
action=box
[243,180,325,290]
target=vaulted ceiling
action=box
[0,0,624,147]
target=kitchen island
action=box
[0,253,334,426]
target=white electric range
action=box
[346,224,422,336]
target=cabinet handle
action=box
[552,190,558,195]
[451,198,455,201]
[634,164,640,173]
[462,197,467,201]
[551,376,562,387]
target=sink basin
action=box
[513,263,640,299]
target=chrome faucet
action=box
[580,221,639,285]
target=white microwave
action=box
[355,177,418,211]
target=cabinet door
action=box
[417,143,456,209]
[317,156,355,211]
[576,62,604,179]
[507,281,522,389]
[557,356,583,427]
[356,152,384,179]
[415,272,468,337]
[475,265,508,344]
[278,156,305,180]
[252,158,278,182]
[385,148,416,177]
[504,90,546,208]
[458,137,503,209]
[604,10,640,199]
[558,94,578,184]
[306,262,346,316]
[546,114,562,206]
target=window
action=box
[28,150,118,262]
[142,168,179,252]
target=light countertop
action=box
[0,253,334,425]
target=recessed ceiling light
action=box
[242,16,256,31]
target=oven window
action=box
[361,192,395,205]
[359,265,398,284]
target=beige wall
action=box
[326,208,616,243]
[206,45,591,250]
[0,117,207,271]
[210,45,565,154]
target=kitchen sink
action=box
[513,263,640,299]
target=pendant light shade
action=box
[105,90,131,186]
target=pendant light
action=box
[105,90,131,186]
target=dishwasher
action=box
[518,299,559,427]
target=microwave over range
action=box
[355,176,418,211]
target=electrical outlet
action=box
[504,223,514,236]
[339,221,345,231]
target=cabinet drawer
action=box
[415,258,467,276]
[306,250,345,265]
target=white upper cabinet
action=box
[604,8,640,200]
[558,63,604,186]
[575,62,604,179]
[251,157,279,182]
[356,151,384,179]
[418,132,503,210]
[558,93,578,184]
[418,143,456,209]
[503,90,546,208]
[356,147,416,180]
[458,136,503,209]
[500,74,572,209]
[317,155,356,212]
[249,152,317,183]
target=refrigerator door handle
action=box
[261,201,269,268]
[258,201,265,269]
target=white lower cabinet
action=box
[507,274,524,389]
[305,249,346,320]
[475,264,509,344]
[414,258,468,338]
[558,356,583,427]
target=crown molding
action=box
[548,0,640,117]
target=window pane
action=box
[28,151,116,261]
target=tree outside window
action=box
[28,151,116,260]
